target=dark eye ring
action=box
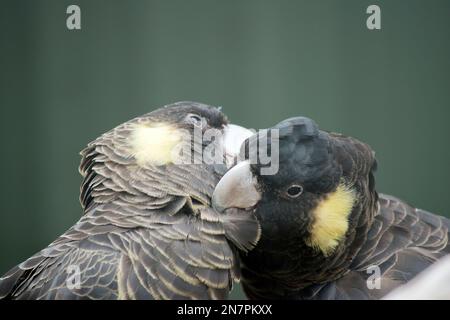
[188,114,203,127]
[286,185,303,198]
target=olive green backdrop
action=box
[1,0,449,299]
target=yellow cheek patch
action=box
[307,183,356,256]
[130,123,182,166]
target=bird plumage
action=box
[0,101,260,300]
[212,116,450,299]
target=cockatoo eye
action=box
[286,185,303,198]
[187,114,203,127]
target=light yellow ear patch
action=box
[130,123,181,166]
[307,183,356,256]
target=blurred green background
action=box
[1,0,449,299]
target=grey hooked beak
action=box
[212,161,261,213]
[222,124,254,168]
